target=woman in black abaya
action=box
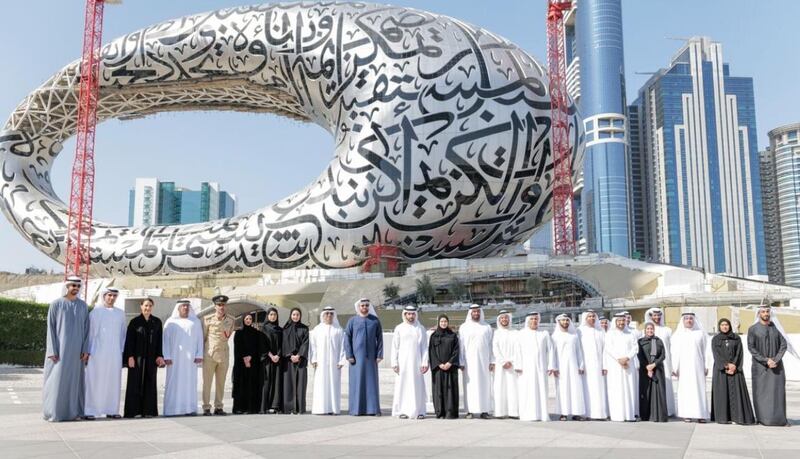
[428,315,460,419]
[711,318,755,425]
[637,322,668,422]
[260,308,283,414]
[282,308,310,414]
[232,313,264,414]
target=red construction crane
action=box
[546,0,576,256]
[65,0,117,288]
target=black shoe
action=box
[185,412,197,417]
[203,410,212,416]
[233,410,244,415]
[82,415,95,421]
[399,414,409,419]
[144,415,153,419]
[480,413,490,420]
[214,409,226,416]
[417,415,425,420]
[108,414,122,419]
[572,416,583,421]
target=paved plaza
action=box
[1,365,798,458]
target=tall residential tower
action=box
[575,0,631,256]
[630,37,765,277]
[761,123,800,286]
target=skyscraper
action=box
[527,0,630,256]
[761,123,800,286]
[760,147,784,284]
[575,0,631,257]
[631,37,766,277]
[128,178,238,227]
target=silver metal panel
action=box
[0,2,583,276]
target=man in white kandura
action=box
[84,287,127,419]
[672,312,709,423]
[578,310,608,420]
[551,314,586,421]
[624,310,641,417]
[310,306,347,415]
[162,300,204,416]
[604,312,638,421]
[516,312,555,421]
[459,304,494,419]
[492,310,519,419]
[644,307,675,416]
[391,306,429,419]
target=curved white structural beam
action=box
[0,2,583,276]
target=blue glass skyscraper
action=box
[630,37,766,276]
[576,0,631,256]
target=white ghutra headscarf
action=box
[354,298,377,317]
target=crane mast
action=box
[64,0,111,289]
[546,0,576,256]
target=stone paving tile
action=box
[2,440,73,459]
[3,367,800,458]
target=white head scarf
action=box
[401,306,426,332]
[496,310,513,330]
[645,307,666,326]
[317,306,341,329]
[608,312,628,335]
[168,300,199,325]
[753,306,799,360]
[354,298,377,317]
[64,275,82,286]
[553,313,577,335]
[461,305,487,332]
[63,275,83,296]
[674,312,704,335]
[578,310,601,331]
[523,312,541,330]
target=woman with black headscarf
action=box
[232,313,264,414]
[711,318,755,424]
[637,322,668,422]
[282,307,310,414]
[428,314,460,419]
[260,308,283,414]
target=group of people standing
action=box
[420,305,793,425]
[387,304,794,425]
[42,278,794,426]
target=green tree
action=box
[486,283,503,301]
[525,275,543,299]
[449,278,468,301]
[415,275,436,304]
[383,282,400,303]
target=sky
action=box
[1,0,798,273]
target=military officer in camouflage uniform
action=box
[202,295,234,415]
